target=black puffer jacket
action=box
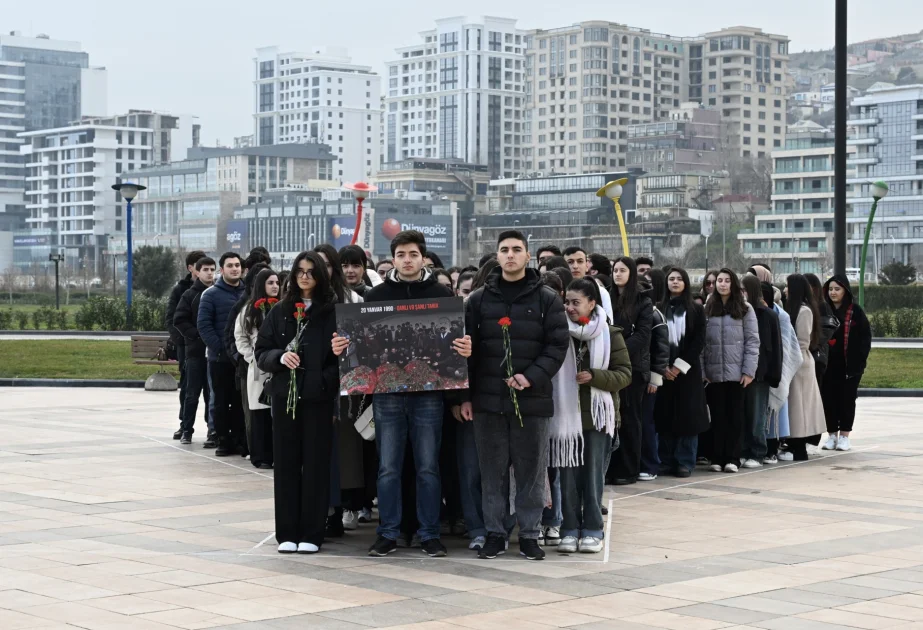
[648,305,670,386]
[823,274,872,378]
[465,268,569,417]
[173,279,209,359]
[814,299,838,368]
[754,304,783,387]
[609,285,653,379]
[364,268,453,302]
[166,274,194,347]
[254,299,339,406]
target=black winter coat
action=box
[364,268,453,302]
[823,274,872,379]
[814,300,838,369]
[609,285,653,379]
[166,274,193,347]
[173,279,209,359]
[654,300,709,437]
[754,304,783,387]
[254,300,339,406]
[649,306,670,385]
[465,268,569,418]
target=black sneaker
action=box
[215,439,233,457]
[368,536,397,557]
[203,432,217,449]
[173,429,183,440]
[478,533,507,560]
[421,538,447,558]
[325,514,344,539]
[180,432,192,445]
[519,537,545,561]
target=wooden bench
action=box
[130,334,179,391]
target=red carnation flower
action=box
[267,297,279,305]
[498,317,512,327]
[254,298,266,309]
[578,316,591,326]
[295,302,306,310]
[828,339,837,346]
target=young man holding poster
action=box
[333,230,471,558]
[461,230,569,561]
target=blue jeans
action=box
[456,419,485,538]
[658,433,698,473]
[561,430,610,539]
[640,391,660,475]
[542,468,562,527]
[742,381,770,462]
[374,392,443,542]
[206,362,215,433]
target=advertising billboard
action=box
[326,216,358,249]
[373,213,454,263]
[13,236,49,246]
[225,220,249,253]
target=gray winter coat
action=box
[703,302,760,383]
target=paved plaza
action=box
[0,389,922,629]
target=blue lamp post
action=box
[111,182,146,329]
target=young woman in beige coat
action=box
[783,274,827,461]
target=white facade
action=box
[846,84,923,271]
[253,46,380,184]
[384,16,527,178]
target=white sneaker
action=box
[297,542,319,554]
[638,472,658,481]
[278,541,297,554]
[724,463,739,473]
[544,526,561,547]
[342,510,359,531]
[358,507,373,523]
[557,536,578,553]
[762,455,778,465]
[822,434,838,450]
[777,451,794,462]
[579,536,603,553]
[836,436,851,451]
[537,530,545,546]
[741,459,762,469]
[806,444,819,456]
[708,464,722,473]
[469,535,486,551]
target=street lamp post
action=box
[596,178,630,257]
[343,182,378,246]
[48,252,64,310]
[111,182,146,329]
[278,235,285,270]
[858,181,889,307]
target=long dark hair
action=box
[568,277,603,307]
[647,268,666,307]
[786,273,820,350]
[665,266,694,313]
[611,256,639,321]
[701,269,717,298]
[283,251,338,310]
[312,244,347,303]
[705,267,748,319]
[804,273,828,315]
[244,268,279,334]
[741,274,763,311]
[471,258,500,290]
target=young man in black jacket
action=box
[166,250,206,440]
[172,257,216,445]
[461,230,569,561]
[333,230,471,558]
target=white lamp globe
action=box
[871,181,889,200]
[605,183,623,200]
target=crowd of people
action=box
[164,229,872,560]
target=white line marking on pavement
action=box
[603,497,613,564]
[142,435,274,480]
[241,532,277,556]
[609,445,880,503]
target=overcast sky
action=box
[4,0,919,145]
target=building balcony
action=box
[912,113,923,121]
[846,137,878,145]
[848,117,880,126]
[846,156,879,165]
[911,133,923,141]
[912,155,923,161]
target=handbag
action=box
[258,374,273,407]
[354,404,375,441]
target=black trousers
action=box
[440,412,462,523]
[787,437,809,461]
[250,408,273,467]
[209,361,245,449]
[272,398,335,546]
[822,375,860,434]
[706,381,745,468]
[609,374,646,482]
[180,356,209,435]
[177,343,187,424]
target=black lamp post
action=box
[48,252,64,310]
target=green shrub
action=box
[868,310,893,338]
[31,309,41,330]
[0,310,12,330]
[55,310,68,330]
[893,309,923,338]
[74,301,97,330]
[73,295,167,331]
[15,311,28,330]
[863,285,923,312]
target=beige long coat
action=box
[787,305,827,438]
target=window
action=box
[440,32,458,52]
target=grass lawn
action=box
[0,340,919,387]
[0,340,177,380]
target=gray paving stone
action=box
[757,588,864,609]
[712,594,822,615]
[799,581,902,600]
[836,574,923,593]
[352,577,457,599]
[317,599,471,626]
[755,618,857,630]
[670,602,779,624]
[422,591,528,612]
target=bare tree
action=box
[1,266,17,304]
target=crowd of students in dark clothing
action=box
[163,230,872,560]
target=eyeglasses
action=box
[705,280,714,286]
[295,269,315,279]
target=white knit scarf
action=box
[549,341,583,468]
[568,305,617,438]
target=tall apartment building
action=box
[738,128,850,277]
[627,104,722,173]
[0,31,107,222]
[253,46,380,183]
[522,23,789,175]
[384,16,527,178]
[15,112,193,270]
[689,27,790,159]
[847,84,923,271]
